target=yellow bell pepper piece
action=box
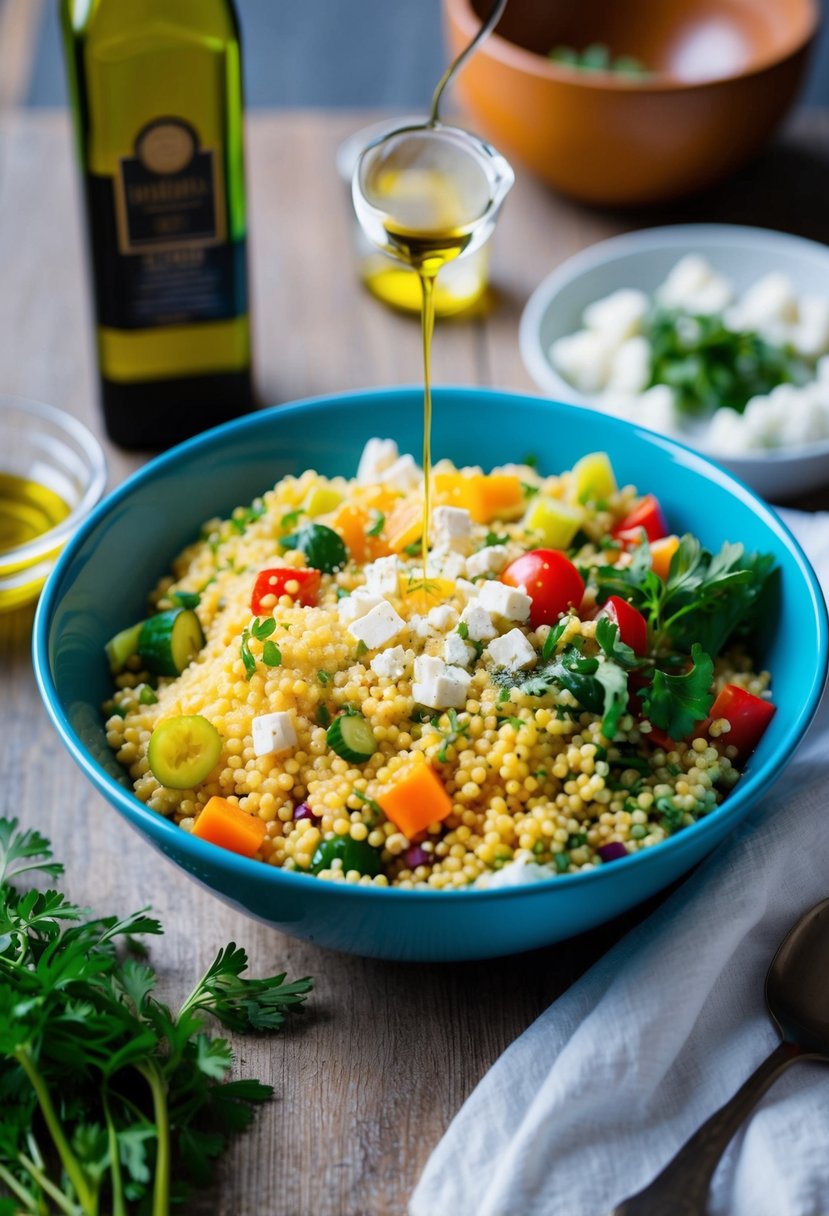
[570,452,617,505]
[523,496,584,549]
[304,485,344,517]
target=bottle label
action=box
[88,118,246,331]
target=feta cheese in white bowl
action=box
[519,224,829,501]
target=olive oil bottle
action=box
[60,0,254,449]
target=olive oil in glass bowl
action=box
[0,397,107,612]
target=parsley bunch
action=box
[0,820,312,1216]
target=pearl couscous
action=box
[103,440,775,890]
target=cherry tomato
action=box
[250,568,321,613]
[501,549,584,628]
[696,684,776,761]
[596,596,648,656]
[612,494,669,544]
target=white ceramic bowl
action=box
[519,224,829,501]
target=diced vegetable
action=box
[310,836,382,876]
[523,495,583,549]
[650,535,681,580]
[698,683,776,760]
[147,714,222,789]
[597,596,648,656]
[385,500,423,554]
[501,548,585,628]
[105,620,145,674]
[250,567,321,613]
[597,841,628,862]
[377,759,453,838]
[281,522,347,573]
[613,494,669,544]
[326,712,376,763]
[138,608,205,676]
[304,484,344,517]
[191,794,267,857]
[332,502,392,563]
[398,575,455,613]
[570,451,616,504]
[433,472,524,523]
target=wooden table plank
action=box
[1,108,828,1216]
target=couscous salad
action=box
[103,441,776,889]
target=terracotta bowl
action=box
[442,0,819,206]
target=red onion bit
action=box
[598,841,628,863]
[404,845,430,869]
[293,802,315,822]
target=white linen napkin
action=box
[410,510,829,1216]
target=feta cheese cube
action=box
[427,604,457,632]
[605,335,651,395]
[454,577,478,603]
[431,505,472,553]
[363,554,400,597]
[426,550,467,581]
[487,628,537,671]
[356,437,398,485]
[383,453,421,492]
[412,654,472,710]
[337,589,383,624]
[348,601,405,650]
[409,613,434,639]
[657,255,733,315]
[465,545,509,579]
[583,288,648,344]
[459,601,497,641]
[252,711,297,757]
[370,645,407,680]
[476,580,531,623]
[444,631,476,667]
[549,329,615,395]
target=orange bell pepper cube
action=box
[434,472,524,523]
[332,503,392,564]
[377,760,453,839]
[649,535,680,580]
[192,795,267,858]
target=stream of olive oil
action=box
[367,150,493,575]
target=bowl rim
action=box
[32,385,829,903]
[445,0,820,94]
[518,222,829,470]
[0,394,108,566]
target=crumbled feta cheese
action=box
[793,296,829,359]
[363,554,400,597]
[370,645,407,680]
[657,255,732,315]
[337,589,383,623]
[465,545,509,579]
[549,329,615,395]
[431,505,472,553]
[444,631,476,667]
[427,550,467,581]
[252,711,297,757]
[728,272,799,334]
[427,604,456,632]
[487,628,537,671]
[476,580,531,623]
[454,578,479,603]
[605,335,651,395]
[409,613,434,639]
[459,601,497,641]
[383,453,421,492]
[356,437,398,485]
[348,601,405,650]
[474,859,556,889]
[412,654,472,710]
[583,288,648,344]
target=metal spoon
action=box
[614,897,829,1215]
[427,0,508,126]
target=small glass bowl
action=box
[0,396,107,612]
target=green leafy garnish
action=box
[241,617,278,679]
[229,501,266,534]
[429,709,471,763]
[365,511,385,537]
[262,640,282,668]
[0,819,311,1216]
[640,644,715,739]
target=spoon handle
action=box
[612,1040,802,1216]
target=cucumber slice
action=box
[281,523,347,573]
[147,715,222,789]
[105,620,146,674]
[138,608,205,676]
[326,712,376,763]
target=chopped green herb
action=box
[317,670,330,685]
[365,511,385,537]
[355,639,368,658]
[403,539,423,557]
[316,705,331,728]
[640,644,714,739]
[483,531,509,548]
[457,621,469,640]
[138,685,158,706]
[262,640,282,667]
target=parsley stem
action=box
[103,1090,128,1216]
[0,1160,41,1213]
[14,1048,96,1214]
[17,1151,83,1215]
[137,1061,170,1216]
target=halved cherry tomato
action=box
[613,494,669,544]
[501,549,584,628]
[696,683,776,761]
[596,596,648,656]
[250,568,321,613]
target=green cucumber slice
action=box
[105,620,146,674]
[326,712,376,763]
[281,523,347,573]
[147,715,222,789]
[138,608,205,676]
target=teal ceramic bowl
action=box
[33,388,828,961]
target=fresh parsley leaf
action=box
[251,617,276,641]
[262,640,282,668]
[365,511,385,537]
[457,621,469,640]
[640,644,714,738]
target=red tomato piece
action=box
[697,683,776,761]
[613,494,669,544]
[250,568,321,613]
[501,549,585,628]
[596,596,648,656]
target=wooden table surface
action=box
[1,107,828,1216]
